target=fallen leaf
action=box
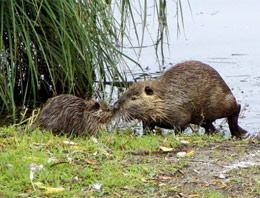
[159,146,173,152]
[21,186,33,192]
[25,156,40,161]
[72,146,86,150]
[179,192,199,198]
[6,163,13,168]
[46,138,54,146]
[85,159,99,165]
[180,140,190,145]
[188,194,199,198]
[199,183,210,187]
[44,187,65,194]
[32,143,47,146]
[152,178,160,183]
[186,150,195,157]
[215,179,222,184]
[159,176,172,180]
[231,195,247,198]
[63,141,77,146]
[159,183,167,187]
[34,182,45,189]
[192,169,200,174]
[141,178,147,182]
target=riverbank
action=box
[0,126,259,197]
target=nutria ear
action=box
[145,86,153,95]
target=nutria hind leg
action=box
[201,120,217,135]
[228,104,248,138]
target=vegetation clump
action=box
[0,0,124,119]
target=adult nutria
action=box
[30,94,113,136]
[113,61,248,138]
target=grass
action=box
[0,125,259,197]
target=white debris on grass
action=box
[180,140,190,145]
[63,140,77,146]
[92,183,102,191]
[219,149,260,179]
[29,163,44,190]
[91,137,99,145]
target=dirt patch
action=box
[126,140,260,197]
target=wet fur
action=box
[31,94,113,136]
[114,61,248,138]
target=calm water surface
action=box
[2,1,259,136]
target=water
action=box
[2,1,260,136]
[119,0,260,135]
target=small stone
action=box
[176,152,187,158]
[218,174,226,179]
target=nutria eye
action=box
[131,96,137,101]
[145,86,153,95]
[92,102,100,110]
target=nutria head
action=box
[74,99,114,135]
[85,99,113,126]
[113,80,168,123]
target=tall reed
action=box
[0,0,190,122]
[0,0,125,120]
[114,0,191,69]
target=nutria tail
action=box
[228,104,248,138]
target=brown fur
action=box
[114,61,248,138]
[30,94,113,136]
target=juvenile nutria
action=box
[113,61,248,138]
[30,94,113,136]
